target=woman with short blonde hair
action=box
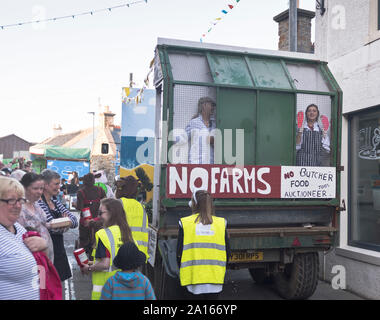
[0,176,48,300]
[0,175,25,199]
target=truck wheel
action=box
[274,253,319,300]
[248,268,273,284]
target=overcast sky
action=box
[0,0,316,143]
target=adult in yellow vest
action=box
[116,176,149,260]
[177,188,230,300]
[80,198,135,300]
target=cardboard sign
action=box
[281,166,336,199]
[147,227,158,267]
[167,164,336,199]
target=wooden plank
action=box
[158,226,337,237]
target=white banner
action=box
[281,166,336,199]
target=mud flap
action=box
[158,239,179,278]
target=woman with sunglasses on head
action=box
[0,176,48,300]
[18,172,54,262]
[80,198,135,300]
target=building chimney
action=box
[273,7,315,53]
[53,124,62,137]
[99,106,115,129]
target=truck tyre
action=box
[274,252,319,300]
[248,268,273,284]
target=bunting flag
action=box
[200,1,241,42]
[122,57,155,105]
[0,0,148,31]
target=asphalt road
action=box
[62,212,363,301]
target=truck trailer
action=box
[146,38,343,300]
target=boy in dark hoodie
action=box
[100,242,156,300]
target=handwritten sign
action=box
[281,166,336,199]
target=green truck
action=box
[146,38,343,300]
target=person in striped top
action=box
[38,169,78,283]
[100,242,156,300]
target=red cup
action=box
[82,207,92,221]
[74,248,89,267]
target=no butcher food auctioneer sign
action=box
[167,164,336,199]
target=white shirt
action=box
[185,115,216,164]
[0,223,39,300]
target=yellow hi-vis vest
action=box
[180,214,227,287]
[121,197,149,260]
[91,225,123,300]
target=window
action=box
[378,0,380,30]
[368,0,380,42]
[349,106,380,252]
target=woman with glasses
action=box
[18,172,54,262]
[80,198,135,300]
[0,176,48,300]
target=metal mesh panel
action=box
[168,52,213,83]
[171,85,216,164]
[296,94,332,166]
[154,48,163,86]
[297,94,332,125]
[287,63,330,92]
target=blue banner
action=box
[46,159,90,179]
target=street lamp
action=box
[316,0,326,16]
[87,112,95,151]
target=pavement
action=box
[63,211,363,301]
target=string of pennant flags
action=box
[125,1,243,104]
[200,0,241,42]
[0,0,241,102]
[0,0,148,30]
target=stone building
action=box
[91,106,121,184]
[41,106,121,185]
